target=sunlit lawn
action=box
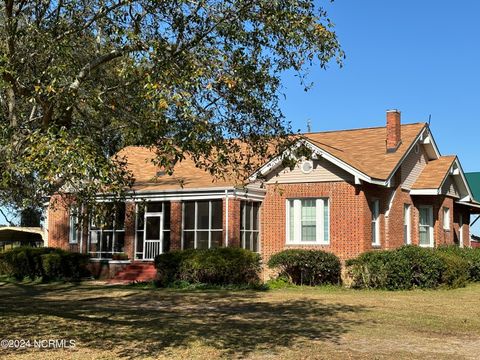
[0,279,479,359]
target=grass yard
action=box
[0,281,479,359]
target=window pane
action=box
[240,202,246,230]
[301,199,316,241]
[184,202,195,229]
[184,231,194,249]
[137,206,145,230]
[163,231,170,253]
[163,202,170,230]
[289,200,295,242]
[323,199,329,242]
[211,231,222,248]
[197,231,209,249]
[244,232,251,250]
[197,201,209,229]
[101,232,113,255]
[252,203,259,231]
[146,217,161,240]
[147,202,163,213]
[114,232,125,253]
[245,203,251,229]
[211,200,223,229]
[136,231,144,254]
[252,232,259,252]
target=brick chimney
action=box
[386,109,402,152]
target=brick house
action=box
[46,110,480,279]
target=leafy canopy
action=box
[0,0,343,211]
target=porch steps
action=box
[109,262,157,284]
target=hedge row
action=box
[345,246,477,290]
[0,247,90,282]
[267,249,341,286]
[155,247,261,287]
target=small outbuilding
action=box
[0,227,45,252]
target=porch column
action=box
[124,201,136,261]
[170,201,182,250]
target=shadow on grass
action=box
[0,282,368,358]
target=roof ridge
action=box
[301,122,426,135]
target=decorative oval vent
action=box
[301,160,313,174]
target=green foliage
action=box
[0,0,343,213]
[0,247,90,282]
[266,276,295,289]
[437,246,480,282]
[267,249,341,286]
[154,248,261,287]
[347,246,470,290]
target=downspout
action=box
[225,189,229,247]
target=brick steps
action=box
[109,262,157,284]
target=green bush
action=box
[347,245,470,290]
[267,249,341,286]
[438,246,480,282]
[154,247,261,287]
[0,246,90,282]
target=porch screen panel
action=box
[240,201,260,252]
[183,200,223,249]
[135,202,171,259]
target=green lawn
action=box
[0,280,479,359]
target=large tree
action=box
[0,0,343,211]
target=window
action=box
[403,204,411,245]
[183,200,223,249]
[88,203,126,259]
[419,206,434,247]
[443,207,450,230]
[69,206,80,244]
[286,198,329,244]
[135,202,171,260]
[371,200,380,246]
[241,201,260,252]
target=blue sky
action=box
[282,0,479,171]
[3,1,479,233]
[280,0,480,233]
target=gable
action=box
[401,143,428,190]
[442,176,460,198]
[265,158,353,184]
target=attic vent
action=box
[156,170,166,177]
[301,160,313,174]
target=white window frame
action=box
[69,206,79,244]
[443,207,450,230]
[404,204,411,245]
[285,198,330,245]
[240,201,261,252]
[371,200,381,246]
[419,205,434,248]
[182,200,223,249]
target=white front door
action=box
[143,213,163,260]
[419,206,434,247]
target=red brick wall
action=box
[224,198,241,247]
[260,181,369,262]
[170,201,182,250]
[47,195,79,252]
[124,202,136,260]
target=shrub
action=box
[347,245,470,290]
[438,246,480,282]
[267,249,341,286]
[0,247,90,282]
[155,247,261,287]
